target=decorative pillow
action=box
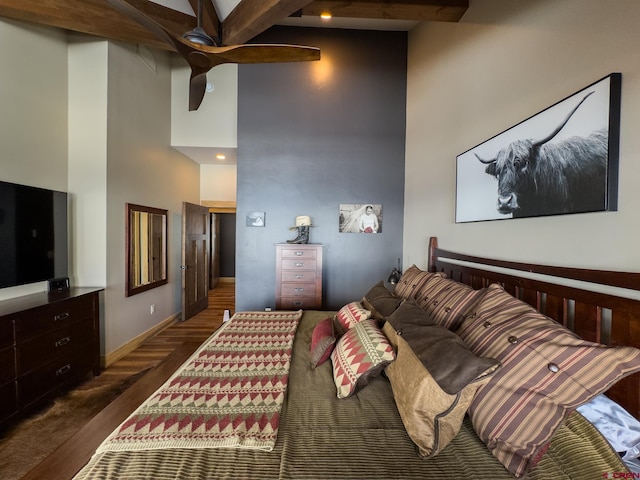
[413,277,487,331]
[310,317,336,369]
[333,301,371,335]
[361,280,402,321]
[331,319,396,399]
[383,321,499,458]
[393,265,445,301]
[386,301,500,393]
[457,283,640,478]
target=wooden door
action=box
[182,202,209,320]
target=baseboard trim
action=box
[102,312,181,368]
[219,277,235,284]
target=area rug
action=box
[0,369,149,480]
[95,310,302,454]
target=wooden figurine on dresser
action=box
[276,216,322,310]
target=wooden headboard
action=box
[427,236,640,419]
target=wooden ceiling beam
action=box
[0,0,469,52]
[222,0,314,45]
[0,0,195,51]
[302,0,468,22]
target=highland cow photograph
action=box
[455,73,621,223]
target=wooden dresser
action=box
[0,287,102,427]
[275,244,323,310]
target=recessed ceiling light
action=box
[216,154,226,160]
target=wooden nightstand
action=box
[275,244,323,310]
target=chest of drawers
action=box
[0,288,101,427]
[275,244,323,310]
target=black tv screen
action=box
[0,181,68,289]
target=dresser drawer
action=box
[279,297,321,310]
[279,247,318,259]
[0,381,17,422]
[0,347,16,384]
[275,243,323,311]
[281,258,318,271]
[14,295,94,342]
[17,319,95,375]
[280,283,317,298]
[281,270,318,283]
[17,345,94,407]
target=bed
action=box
[70,237,640,479]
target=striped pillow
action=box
[413,277,487,330]
[457,283,640,478]
[393,265,445,301]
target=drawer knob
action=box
[293,301,303,307]
[56,364,72,376]
[55,336,71,348]
[294,262,304,267]
[295,251,304,256]
[54,312,70,322]
[294,287,304,293]
[294,274,304,279]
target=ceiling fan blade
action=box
[198,44,320,65]
[107,0,321,111]
[189,71,208,111]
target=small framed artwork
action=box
[246,211,265,227]
[456,73,621,223]
[339,204,382,233]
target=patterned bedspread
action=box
[75,310,628,480]
[96,310,302,453]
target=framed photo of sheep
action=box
[455,73,621,223]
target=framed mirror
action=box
[126,203,168,297]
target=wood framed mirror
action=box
[126,203,168,296]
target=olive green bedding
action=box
[73,311,627,479]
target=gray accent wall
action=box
[236,27,407,311]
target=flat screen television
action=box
[0,180,68,289]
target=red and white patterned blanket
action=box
[96,310,302,453]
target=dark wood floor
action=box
[21,281,235,480]
[87,281,234,389]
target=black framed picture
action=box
[455,73,621,223]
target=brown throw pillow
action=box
[382,316,499,458]
[361,280,402,321]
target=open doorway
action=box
[206,201,237,289]
[218,213,236,280]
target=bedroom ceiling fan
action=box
[107,0,321,111]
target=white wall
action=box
[171,62,238,148]
[200,164,237,201]
[0,20,68,301]
[68,38,108,289]
[404,0,640,273]
[0,18,201,357]
[105,42,200,355]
